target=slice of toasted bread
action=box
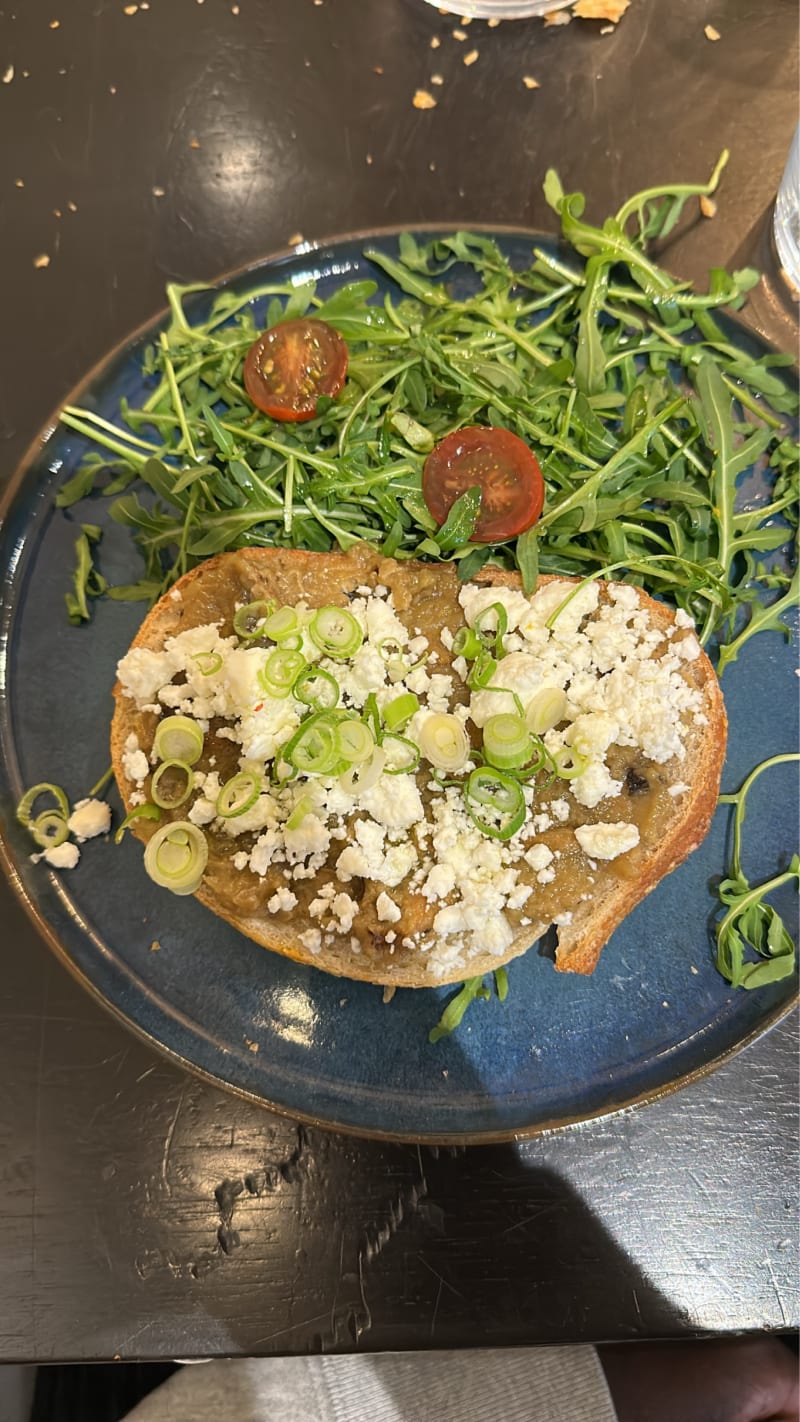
[110,545,726,987]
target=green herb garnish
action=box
[429,970,509,1043]
[56,155,797,662]
[715,754,800,989]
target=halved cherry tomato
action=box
[422,426,545,543]
[243,318,348,422]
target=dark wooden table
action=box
[0,0,797,1363]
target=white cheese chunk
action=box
[575,821,640,860]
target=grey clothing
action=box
[124,1347,617,1421]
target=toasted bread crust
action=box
[111,548,726,986]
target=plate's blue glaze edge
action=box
[0,231,797,1142]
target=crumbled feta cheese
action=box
[331,892,359,933]
[36,841,80,870]
[298,928,322,953]
[267,886,298,913]
[575,821,640,860]
[376,891,401,923]
[524,843,554,872]
[67,798,111,841]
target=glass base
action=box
[421,0,572,17]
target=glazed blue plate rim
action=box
[0,225,796,1144]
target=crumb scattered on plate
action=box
[373,64,384,75]
[288,231,304,246]
[109,84,117,93]
[413,88,437,109]
[245,1037,259,1052]
[15,178,24,187]
[431,73,444,85]
[123,4,138,13]
[152,185,165,197]
[700,195,717,219]
[49,19,60,28]
[452,27,467,40]
[382,985,396,1004]
[189,137,200,149]
[2,64,14,83]
[544,9,571,26]
[67,199,77,210]
[33,253,50,269]
[522,75,540,89]
[430,35,441,48]
[366,152,373,164]
[704,23,720,40]
[463,48,479,65]
[150,939,161,952]
[53,208,62,218]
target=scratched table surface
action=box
[0,0,797,1364]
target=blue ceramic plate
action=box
[0,231,797,1142]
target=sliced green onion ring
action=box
[31,811,69,850]
[452,626,481,660]
[259,648,306,699]
[286,794,313,831]
[419,713,470,772]
[293,665,340,711]
[363,692,381,739]
[382,734,420,775]
[526,687,568,736]
[261,605,299,641]
[383,692,419,732]
[233,599,275,641]
[16,781,69,828]
[474,602,509,650]
[467,651,498,690]
[482,713,534,772]
[216,771,261,818]
[151,759,193,809]
[114,802,161,845]
[284,716,340,775]
[309,605,363,660]
[154,715,204,766]
[377,636,404,661]
[335,719,375,765]
[340,746,387,795]
[553,747,589,780]
[191,651,223,676]
[464,768,526,842]
[143,820,208,896]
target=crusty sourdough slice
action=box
[110,546,726,987]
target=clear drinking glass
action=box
[422,0,571,16]
[774,124,800,294]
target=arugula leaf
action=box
[434,486,482,552]
[715,755,800,989]
[65,524,108,624]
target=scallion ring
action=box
[216,771,261,818]
[286,795,313,831]
[191,651,223,676]
[451,627,481,660]
[293,665,340,711]
[382,734,420,775]
[553,748,589,780]
[258,648,306,699]
[233,599,275,641]
[464,768,526,842]
[339,746,387,795]
[150,759,193,810]
[284,716,340,775]
[309,605,363,660]
[474,602,509,650]
[153,715,204,766]
[143,821,208,896]
[526,687,568,736]
[482,713,534,772]
[334,719,375,765]
[383,692,419,733]
[419,713,470,772]
[467,651,498,690]
[30,811,69,850]
[16,781,69,828]
[261,605,299,641]
[114,802,161,845]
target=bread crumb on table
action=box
[704,23,721,40]
[33,253,50,268]
[2,64,14,83]
[413,89,437,109]
[452,28,467,40]
[430,35,440,47]
[544,10,571,26]
[463,48,479,65]
[699,195,717,219]
[522,75,540,89]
